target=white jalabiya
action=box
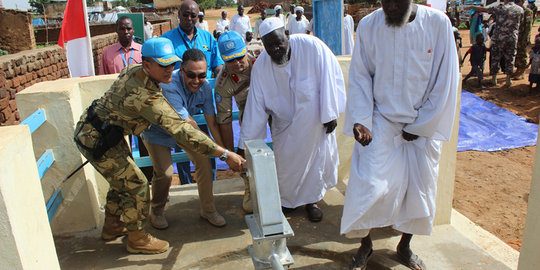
[240,34,346,208]
[288,16,310,34]
[230,14,252,40]
[275,14,286,26]
[195,20,209,31]
[343,14,355,55]
[254,18,264,39]
[216,18,230,33]
[341,6,459,237]
[285,13,295,30]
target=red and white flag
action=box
[58,0,95,77]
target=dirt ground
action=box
[454,26,540,251]
[175,9,538,251]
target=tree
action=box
[29,0,51,15]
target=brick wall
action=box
[0,21,172,126]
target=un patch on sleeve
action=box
[215,93,223,103]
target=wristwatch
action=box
[219,150,229,161]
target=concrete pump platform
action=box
[55,178,517,270]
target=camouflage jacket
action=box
[518,5,533,45]
[90,65,218,156]
[214,53,256,125]
[489,2,524,43]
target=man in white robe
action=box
[195,12,209,31]
[230,5,252,41]
[343,12,355,55]
[288,6,310,35]
[216,11,230,33]
[254,9,267,39]
[274,5,286,25]
[341,1,459,269]
[240,17,346,222]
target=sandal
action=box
[350,248,373,270]
[397,251,426,270]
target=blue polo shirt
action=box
[141,69,215,148]
[161,26,224,77]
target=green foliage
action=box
[36,43,54,49]
[0,49,8,56]
[110,0,140,7]
[214,0,236,8]
[458,22,468,29]
[29,0,51,15]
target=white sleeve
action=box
[239,61,270,149]
[318,40,346,124]
[343,22,375,136]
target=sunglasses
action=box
[182,68,207,79]
[181,12,198,18]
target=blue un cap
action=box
[218,31,247,62]
[142,37,181,66]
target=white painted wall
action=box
[0,126,60,269]
[518,125,540,270]
[16,75,117,235]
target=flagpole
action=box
[81,0,95,76]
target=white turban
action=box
[274,5,282,11]
[294,6,304,13]
[259,17,285,37]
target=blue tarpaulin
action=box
[458,90,538,152]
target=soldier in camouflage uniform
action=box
[214,31,258,213]
[513,0,534,79]
[527,0,537,23]
[74,38,245,254]
[469,0,523,86]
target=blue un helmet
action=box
[142,37,181,66]
[218,31,247,62]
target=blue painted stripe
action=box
[20,109,46,134]
[46,189,63,223]
[37,150,55,180]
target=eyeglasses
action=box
[225,55,246,63]
[182,68,207,79]
[181,12,198,18]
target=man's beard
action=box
[271,47,290,65]
[384,4,412,27]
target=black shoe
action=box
[305,203,323,222]
[282,206,296,214]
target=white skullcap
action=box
[274,5,282,11]
[259,17,285,37]
[294,6,304,13]
[198,12,204,16]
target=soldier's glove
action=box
[323,120,337,134]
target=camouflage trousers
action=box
[490,39,518,75]
[74,114,149,231]
[515,41,529,69]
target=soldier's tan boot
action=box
[242,176,253,214]
[491,75,497,85]
[101,211,128,240]
[126,229,169,254]
[504,75,512,87]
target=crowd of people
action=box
[457,0,536,90]
[78,0,460,269]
